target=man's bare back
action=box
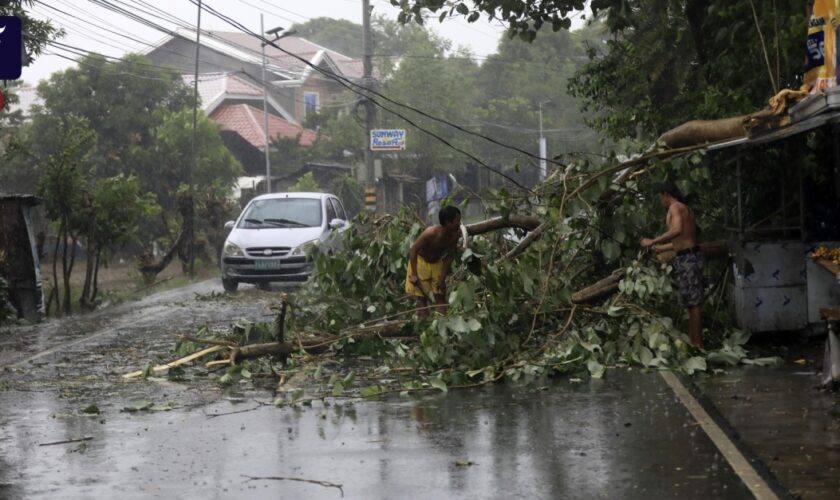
[666,201,697,252]
[414,225,460,263]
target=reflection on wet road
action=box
[0,372,753,499]
[0,280,835,498]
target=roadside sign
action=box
[370,129,406,151]
[0,17,22,80]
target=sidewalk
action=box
[696,336,840,499]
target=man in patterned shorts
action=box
[640,182,705,348]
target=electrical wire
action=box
[188,0,555,190]
[43,0,581,189]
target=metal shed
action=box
[0,194,45,321]
[707,106,840,333]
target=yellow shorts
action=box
[405,255,444,298]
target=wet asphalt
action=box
[0,279,837,499]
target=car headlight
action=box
[223,241,244,257]
[290,239,319,257]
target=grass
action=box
[41,256,220,316]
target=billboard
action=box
[370,129,406,151]
[805,0,839,92]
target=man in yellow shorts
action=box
[406,206,462,318]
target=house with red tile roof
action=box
[145,28,363,125]
[144,29,364,191]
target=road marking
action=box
[659,371,779,500]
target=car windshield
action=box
[238,198,322,228]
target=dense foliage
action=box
[568,0,807,141]
[190,148,779,398]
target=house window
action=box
[304,92,319,116]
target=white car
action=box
[220,192,349,292]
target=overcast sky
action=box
[22,0,521,85]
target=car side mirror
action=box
[329,218,345,230]
[224,221,235,230]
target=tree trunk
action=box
[571,270,626,304]
[230,321,409,363]
[139,230,185,281]
[51,225,62,315]
[465,215,541,236]
[91,249,102,304]
[80,237,96,311]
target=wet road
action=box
[0,280,835,498]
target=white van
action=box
[220,192,349,291]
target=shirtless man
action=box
[406,206,462,318]
[640,182,705,348]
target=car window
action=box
[331,198,347,220]
[325,197,337,222]
[239,198,322,228]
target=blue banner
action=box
[0,16,22,80]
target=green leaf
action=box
[290,388,304,402]
[706,351,740,366]
[681,356,707,374]
[82,404,100,415]
[342,370,355,386]
[123,400,153,412]
[587,359,605,379]
[429,375,448,392]
[456,3,469,15]
[332,381,344,396]
[607,305,625,317]
[638,346,654,366]
[360,385,381,398]
[240,368,251,379]
[741,356,783,367]
[448,315,469,333]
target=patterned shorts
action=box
[674,250,704,308]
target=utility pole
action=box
[261,14,271,194]
[362,0,377,212]
[188,0,202,278]
[539,100,550,182]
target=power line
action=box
[192,0,535,191]
[51,0,576,186]
[194,2,564,171]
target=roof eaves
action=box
[707,110,840,152]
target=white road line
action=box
[659,371,779,500]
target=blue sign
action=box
[805,31,826,72]
[370,129,406,151]
[0,16,22,80]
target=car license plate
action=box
[254,259,282,270]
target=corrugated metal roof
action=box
[708,110,840,151]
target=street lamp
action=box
[538,100,550,182]
[260,19,296,194]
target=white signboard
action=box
[370,129,406,151]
